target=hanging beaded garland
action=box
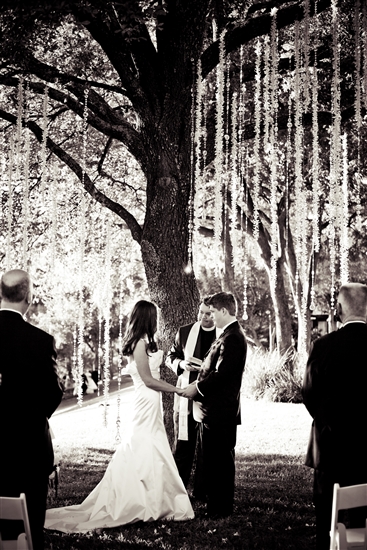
[102,214,112,426]
[213,30,226,252]
[22,83,30,268]
[263,36,270,152]
[355,0,362,129]
[355,0,362,228]
[329,0,342,308]
[252,38,262,242]
[6,130,15,271]
[302,0,311,109]
[311,15,320,254]
[40,84,49,202]
[242,146,249,321]
[115,255,125,444]
[230,91,239,267]
[269,7,279,289]
[15,77,24,184]
[193,58,204,236]
[340,134,349,285]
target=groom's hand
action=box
[181,382,198,399]
[180,360,199,372]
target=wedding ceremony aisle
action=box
[45,390,314,550]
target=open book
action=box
[188,356,202,368]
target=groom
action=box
[182,292,247,518]
[0,269,64,549]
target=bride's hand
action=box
[175,388,184,396]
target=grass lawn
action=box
[45,387,315,549]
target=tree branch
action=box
[0,107,143,244]
[0,75,149,170]
[201,0,332,78]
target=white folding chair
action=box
[330,483,367,550]
[0,493,33,550]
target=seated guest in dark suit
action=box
[182,292,247,518]
[302,282,367,550]
[0,269,64,549]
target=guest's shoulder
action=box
[310,329,339,352]
[25,320,54,343]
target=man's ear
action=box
[336,302,342,320]
[25,290,32,305]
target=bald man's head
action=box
[1,269,31,304]
[337,283,367,322]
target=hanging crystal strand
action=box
[202,84,209,222]
[303,0,311,109]
[253,39,262,242]
[355,0,362,128]
[223,58,231,263]
[263,36,271,151]
[77,192,86,406]
[187,64,196,275]
[329,223,336,311]
[72,323,78,391]
[213,29,226,255]
[311,2,320,254]
[193,59,204,236]
[330,0,342,296]
[340,134,349,284]
[363,0,367,107]
[242,145,249,321]
[40,84,49,202]
[50,161,58,272]
[269,7,279,289]
[102,215,112,427]
[22,83,30,268]
[6,130,15,271]
[97,311,102,397]
[310,250,316,311]
[355,0,362,229]
[285,89,292,253]
[294,20,305,311]
[75,88,89,407]
[0,127,5,229]
[230,91,239,266]
[238,45,245,178]
[15,76,24,184]
[82,88,89,184]
[115,258,124,444]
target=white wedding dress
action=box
[45,350,194,532]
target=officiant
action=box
[166,296,221,497]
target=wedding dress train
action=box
[45,350,194,532]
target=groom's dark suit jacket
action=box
[0,309,64,547]
[302,322,367,485]
[196,320,247,427]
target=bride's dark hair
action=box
[122,300,158,356]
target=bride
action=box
[45,300,194,532]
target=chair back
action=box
[330,484,367,550]
[0,493,33,550]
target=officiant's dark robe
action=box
[0,310,64,549]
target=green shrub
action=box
[243,347,304,403]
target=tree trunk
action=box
[139,144,200,443]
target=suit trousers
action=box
[200,421,237,517]
[173,411,205,497]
